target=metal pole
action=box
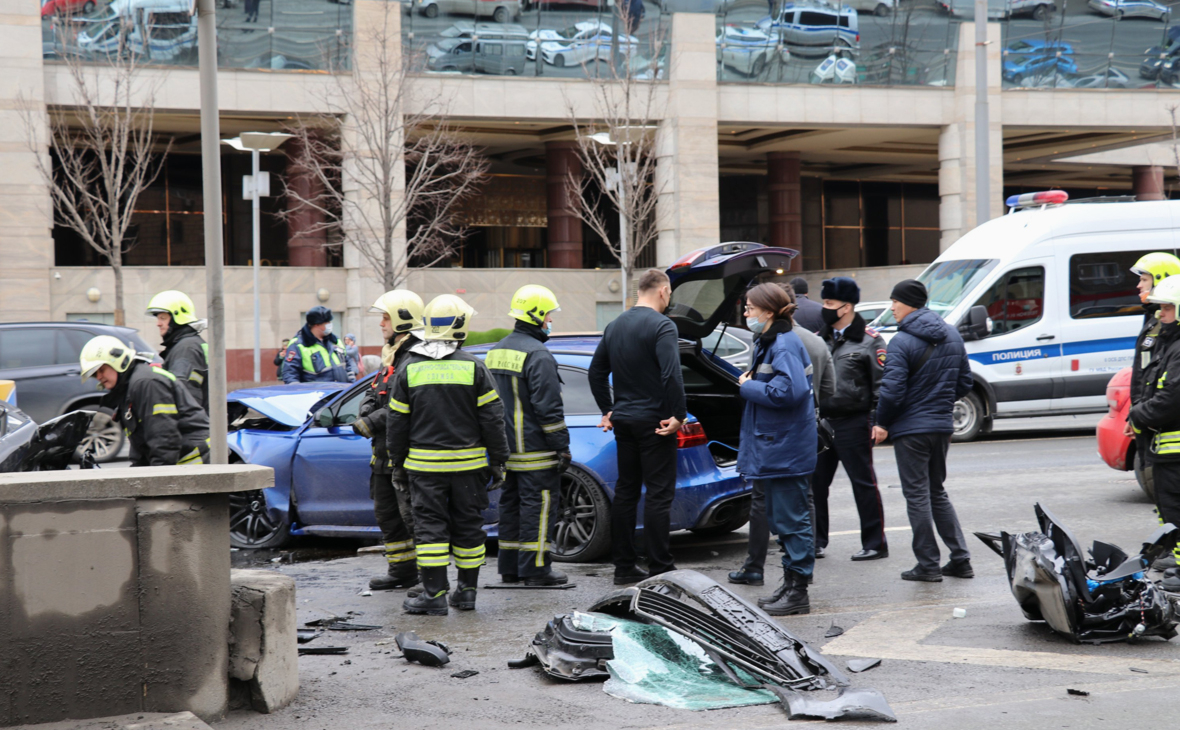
[618,166,627,310]
[198,0,227,464]
[251,148,261,383]
[973,0,990,228]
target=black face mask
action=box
[821,306,843,327]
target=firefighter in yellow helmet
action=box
[386,295,510,615]
[353,290,425,591]
[486,285,570,586]
[146,290,208,411]
[80,335,210,467]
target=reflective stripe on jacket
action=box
[487,323,569,472]
[281,325,355,384]
[108,360,210,467]
[1130,320,1180,461]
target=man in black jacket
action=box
[147,290,208,410]
[813,277,889,562]
[873,280,973,583]
[790,278,824,333]
[588,269,686,585]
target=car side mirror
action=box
[315,409,334,428]
[959,305,989,341]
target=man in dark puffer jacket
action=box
[873,279,974,584]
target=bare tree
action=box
[566,3,666,306]
[283,1,488,290]
[24,22,169,326]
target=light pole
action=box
[589,129,651,310]
[223,132,293,383]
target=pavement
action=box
[214,414,1180,730]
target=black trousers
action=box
[611,419,678,575]
[497,468,561,578]
[371,472,416,574]
[811,414,888,552]
[893,433,969,573]
[409,471,489,589]
[1154,460,1180,562]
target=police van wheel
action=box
[551,468,611,563]
[1135,450,1157,503]
[951,392,984,443]
[493,6,509,22]
[230,490,292,550]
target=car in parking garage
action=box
[1089,0,1170,21]
[528,20,637,67]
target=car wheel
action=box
[554,53,566,68]
[1135,450,1157,503]
[229,490,292,549]
[951,391,984,442]
[874,2,889,16]
[689,498,751,537]
[76,412,124,464]
[551,467,611,563]
[1032,3,1047,20]
[423,3,438,17]
[82,0,95,12]
[493,6,509,22]
[1010,72,1023,86]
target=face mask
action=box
[322,322,333,336]
[821,306,843,327]
[746,316,765,335]
[543,322,553,335]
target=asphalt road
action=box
[214,416,1180,730]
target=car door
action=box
[290,379,377,526]
[0,328,96,424]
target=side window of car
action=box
[457,41,472,53]
[59,329,93,365]
[332,383,370,425]
[0,329,59,370]
[972,266,1045,337]
[559,367,601,415]
[798,11,830,26]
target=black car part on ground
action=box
[396,631,452,667]
[0,409,96,472]
[976,503,1180,644]
[527,614,614,681]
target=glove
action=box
[557,452,572,473]
[352,417,372,438]
[391,466,409,494]
[487,464,506,492]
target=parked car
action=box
[1089,0,1170,20]
[77,1,197,62]
[757,2,860,57]
[843,0,894,16]
[529,20,637,67]
[225,242,801,559]
[856,300,890,324]
[0,321,156,462]
[1140,25,1180,79]
[416,0,521,23]
[41,0,97,16]
[703,323,754,370]
[1002,39,1077,85]
[1096,366,1154,500]
[942,0,1056,21]
[717,24,780,77]
[1069,67,1133,88]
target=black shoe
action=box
[757,577,788,607]
[727,568,764,586]
[614,568,649,585]
[500,574,521,584]
[851,549,888,562]
[448,587,477,611]
[763,570,810,616]
[940,558,974,579]
[370,569,420,591]
[524,570,569,587]
[901,565,943,582]
[815,546,826,559]
[1151,556,1179,572]
[403,590,449,615]
[1163,575,1180,592]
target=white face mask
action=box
[322,322,333,336]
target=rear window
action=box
[837,14,851,27]
[1069,250,1175,319]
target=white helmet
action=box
[421,295,475,342]
[1147,275,1180,309]
[370,290,425,334]
[79,335,140,381]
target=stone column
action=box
[284,136,328,268]
[940,21,1004,251]
[1133,166,1165,201]
[767,152,802,271]
[655,12,720,266]
[546,141,583,268]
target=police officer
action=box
[1129,275,1180,579]
[487,285,570,586]
[282,306,355,384]
[146,290,208,411]
[813,277,889,562]
[387,295,510,615]
[80,335,210,466]
[353,290,425,592]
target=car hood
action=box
[227,383,349,427]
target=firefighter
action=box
[386,295,510,615]
[487,285,571,586]
[146,290,208,411]
[282,306,355,384]
[1129,275,1180,576]
[80,335,210,466]
[353,290,425,591]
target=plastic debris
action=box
[1130,667,1149,674]
[296,629,321,644]
[396,631,452,667]
[846,658,881,673]
[825,622,845,638]
[952,608,967,619]
[298,646,348,655]
[450,669,480,679]
[1067,688,1090,696]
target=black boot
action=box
[370,563,420,591]
[524,569,568,587]
[757,574,789,607]
[404,567,449,616]
[449,568,480,611]
[763,569,810,616]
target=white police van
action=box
[873,191,1180,441]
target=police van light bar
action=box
[1005,190,1069,210]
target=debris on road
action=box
[1130,667,1149,674]
[774,686,898,722]
[1067,688,1090,697]
[484,583,577,590]
[824,622,845,638]
[298,647,349,655]
[396,631,452,667]
[296,629,322,644]
[975,503,1180,644]
[846,658,881,673]
[451,669,480,679]
[952,608,967,619]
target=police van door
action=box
[965,260,1058,416]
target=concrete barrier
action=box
[229,569,299,713]
[0,464,273,727]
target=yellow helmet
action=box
[1131,252,1180,289]
[509,284,560,326]
[370,290,425,333]
[421,294,475,342]
[79,335,138,381]
[146,290,198,326]
[1147,275,1180,309]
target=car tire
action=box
[493,6,509,22]
[551,467,611,563]
[230,489,293,550]
[1010,72,1023,86]
[82,0,95,12]
[951,391,985,443]
[1135,450,1157,503]
[1032,3,1048,20]
[689,498,751,537]
[874,2,889,16]
[554,53,566,68]
[423,3,439,17]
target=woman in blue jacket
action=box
[737,283,818,616]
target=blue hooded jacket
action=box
[736,321,817,479]
[874,307,973,438]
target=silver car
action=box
[1088,0,1170,19]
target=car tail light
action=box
[677,421,708,449]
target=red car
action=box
[1097,365,1155,500]
[41,0,97,17]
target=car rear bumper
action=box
[1096,411,1132,470]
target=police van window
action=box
[799,11,829,25]
[837,14,851,27]
[1069,250,1176,319]
[559,367,601,415]
[972,266,1044,337]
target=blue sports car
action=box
[226,242,799,562]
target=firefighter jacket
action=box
[354,334,418,475]
[1130,304,1163,410]
[281,325,355,384]
[818,313,886,418]
[486,322,570,472]
[160,324,208,411]
[103,359,210,467]
[385,345,511,474]
[1130,320,1180,462]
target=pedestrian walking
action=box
[488,285,571,586]
[273,339,290,379]
[812,277,889,562]
[789,277,824,333]
[872,280,973,583]
[353,291,425,592]
[624,0,645,34]
[281,306,356,384]
[736,283,817,616]
[343,333,361,375]
[146,290,208,411]
[387,295,510,616]
[588,269,686,586]
[244,0,260,22]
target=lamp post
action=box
[588,128,652,310]
[223,132,293,383]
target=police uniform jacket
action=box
[354,334,418,475]
[281,325,355,384]
[819,313,886,418]
[160,324,208,410]
[486,322,569,472]
[104,359,210,467]
[1130,320,1180,463]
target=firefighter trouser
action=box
[370,472,416,575]
[409,471,489,594]
[497,468,561,578]
[1153,460,1180,566]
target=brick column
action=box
[1133,166,1165,201]
[546,141,583,268]
[767,151,802,271]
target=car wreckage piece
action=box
[976,503,1180,644]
